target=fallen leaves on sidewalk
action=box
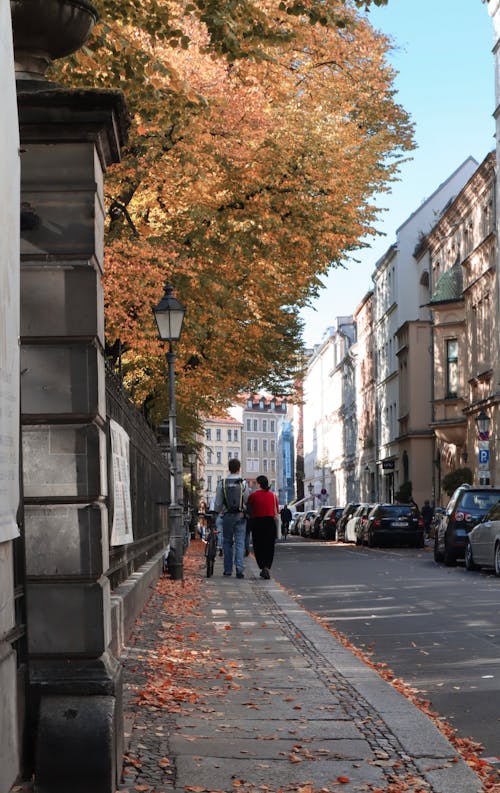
[290,588,500,792]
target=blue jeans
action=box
[216,514,224,551]
[222,513,246,575]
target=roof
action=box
[205,414,242,426]
[429,261,463,304]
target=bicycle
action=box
[203,512,219,578]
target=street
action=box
[273,538,500,761]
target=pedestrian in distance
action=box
[280,503,293,540]
[214,458,248,579]
[247,475,280,579]
[421,499,434,538]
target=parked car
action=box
[344,503,372,544]
[291,512,304,535]
[311,506,334,539]
[301,510,318,537]
[465,498,500,574]
[434,484,500,566]
[362,503,424,547]
[319,507,344,540]
[428,506,444,540]
[336,503,360,541]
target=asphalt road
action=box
[272,537,500,761]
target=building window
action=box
[216,451,222,464]
[263,459,268,472]
[247,438,252,452]
[253,439,258,452]
[270,440,275,453]
[206,428,211,440]
[263,439,268,452]
[216,428,221,441]
[271,459,276,472]
[234,429,238,441]
[227,429,232,441]
[207,450,213,464]
[246,418,251,431]
[207,475,212,492]
[253,419,258,431]
[270,420,275,432]
[262,419,267,432]
[446,339,458,398]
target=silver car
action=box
[465,498,500,574]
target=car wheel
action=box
[494,543,500,577]
[443,536,457,567]
[464,540,478,571]
[434,533,444,563]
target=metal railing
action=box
[105,366,170,590]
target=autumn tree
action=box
[54,0,412,434]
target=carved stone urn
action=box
[10,0,99,80]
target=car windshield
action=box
[460,491,500,513]
[378,505,417,518]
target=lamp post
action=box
[308,481,314,508]
[475,409,491,485]
[153,281,186,579]
[188,450,196,537]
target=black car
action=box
[319,507,344,540]
[311,505,334,539]
[361,503,424,548]
[434,484,500,566]
[336,503,360,542]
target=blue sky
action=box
[301,0,495,346]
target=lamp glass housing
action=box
[153,282,186,341]
[475,410,491,437]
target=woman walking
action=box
[247,475,279,579]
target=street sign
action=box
[479,448,490,466]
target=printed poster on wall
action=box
[110,419,134,546]
[0,12,20,543]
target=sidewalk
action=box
[118,542,488,793]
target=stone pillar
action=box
[12,2,128,791]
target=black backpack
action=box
[222,477,244,513]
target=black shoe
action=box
[236,572,244,579]
[245,549,250,557]
[262,568,270,579]
[223,572,232,576]
[219,549,223,556]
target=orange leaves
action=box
[55,0,415,423]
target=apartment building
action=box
[303,318,356,507]
[419,151,498,502]
[353,291,377,502]
[373,157,478,503]
[240,393,289,496]
[202,415,243,506]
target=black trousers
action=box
[250,516,276,570]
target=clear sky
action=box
[301,0,496,347]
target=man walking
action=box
[214,459,248,579]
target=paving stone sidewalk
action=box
[118,546,484,793]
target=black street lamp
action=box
[308,481,314,508]
[153,281,186,579]
[475,409,491,440]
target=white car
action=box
[465,498,500,574]
[345,504,372,544]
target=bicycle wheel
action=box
[206,533,216,577]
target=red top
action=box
[248,489,279,518]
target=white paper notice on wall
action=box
[0,10,20,543]
[110,419,134,546]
